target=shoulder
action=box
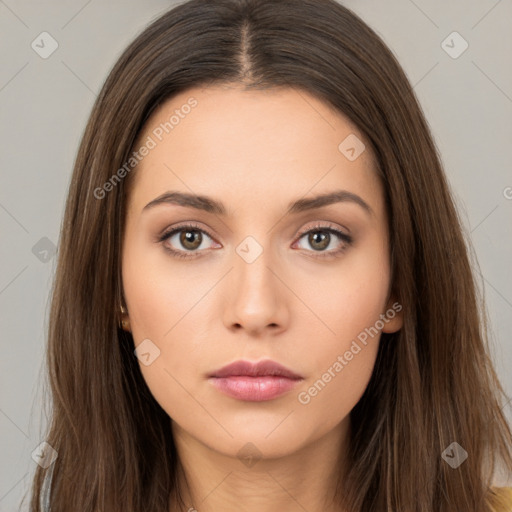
[490,486,512,512]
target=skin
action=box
[121,84,403,512]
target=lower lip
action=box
[209,376,302,401]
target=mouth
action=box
[208,359,304,402]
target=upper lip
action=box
[209,359,303,379]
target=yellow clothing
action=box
[492,486,512,511]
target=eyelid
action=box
[158,221,219,250]
[158,221,216,241]
[294,220,351,239]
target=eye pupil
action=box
[309,231,330,251]
[180,230,202,250]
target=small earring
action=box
[119,305,131,331]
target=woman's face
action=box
[121,84,402,460]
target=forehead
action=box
[126,84,383,218]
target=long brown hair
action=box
[28,0,512,510]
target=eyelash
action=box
[158,221,353,260]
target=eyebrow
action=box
[142,189,374,217]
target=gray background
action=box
[1,0,511,509]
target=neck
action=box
[169,417,351,512]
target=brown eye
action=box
[294,223,353,258]
[307,230,331,251]
[158,222,219,259]
[179,229,203,251]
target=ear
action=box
[381,298,403,333]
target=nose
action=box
[221,244,290,336]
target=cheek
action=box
[121,242,216,413]
[296,243,390,350]
[291,246,388,415]
[122,237,204,340]
[295,337,379,433]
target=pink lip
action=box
[208,359,304,402]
